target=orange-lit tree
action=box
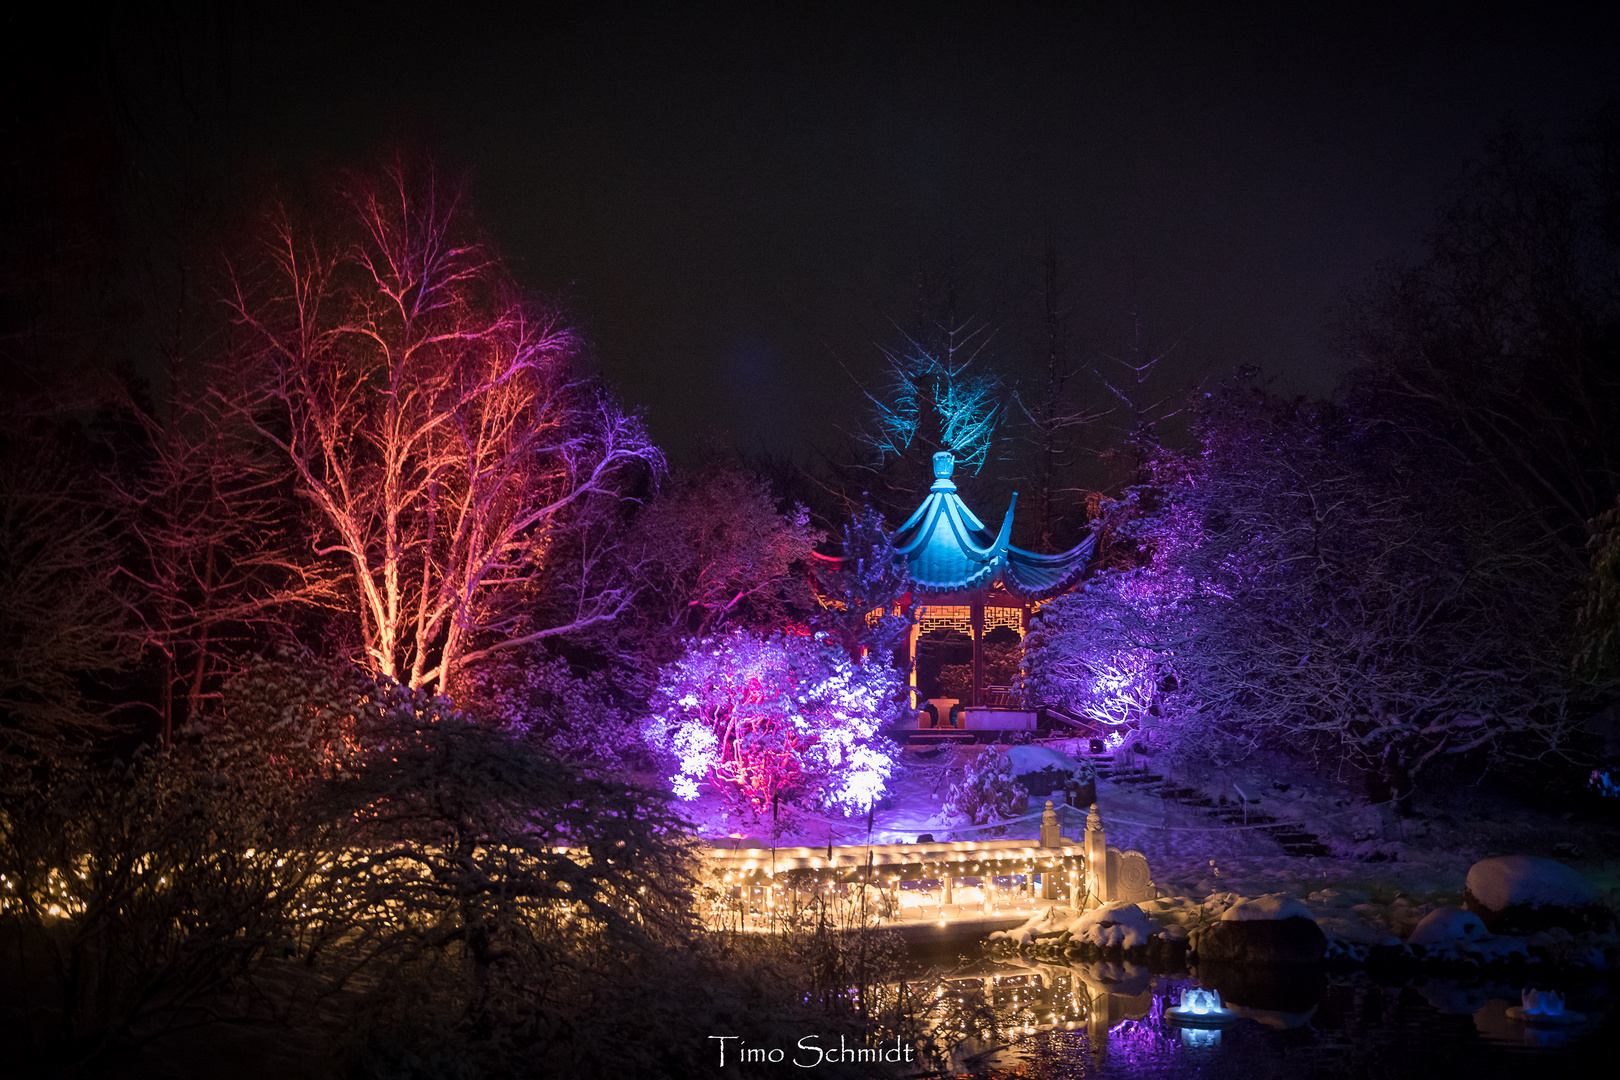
[222,162,659,694]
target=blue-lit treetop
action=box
[819,452,1096,601]
[856,325,1003,477]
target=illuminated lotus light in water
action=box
[1165,987,1236,1027]
[1506,989,1586,1025]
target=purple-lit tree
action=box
[1029,382,1594,784]
[644,630,904,820]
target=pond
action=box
[912,952,1615,1078]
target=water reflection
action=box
[912,952,1613,1077]
[1176,1025,1221,1048]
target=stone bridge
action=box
[703,803,1156,933]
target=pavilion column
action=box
[970,597,984,708]
[1019,602,1031,707]
[906,617,921,708]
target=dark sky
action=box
[16,3,1620,460]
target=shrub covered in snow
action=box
[940,747,1029,826]
[643,629,904,817]
[1219,894,1317,923]
[1073,901,1157,949]
[1006,745,1096,799]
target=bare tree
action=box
[1012,239,1106,549]
[1338,120,1620,574]
[221,162,660,694]
[103,375,344,742]
[1093,314,1189,489]
[851,316,1004,479]
[630,462,822,646]
[0,430,133,762]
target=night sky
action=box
[13,3,1620,459]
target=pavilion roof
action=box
[890,452,1094,601]
[811,451,1095,606]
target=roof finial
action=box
[932,451,955,479]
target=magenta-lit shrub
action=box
[643,630,904,819]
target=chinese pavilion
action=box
[821,450,1096,715]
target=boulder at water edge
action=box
[1406,906,1491,951]
[1463,856,1614,935]
[1191,894,1327,966]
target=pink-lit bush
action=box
[644,630,904,818]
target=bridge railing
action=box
[700,802,1156,930]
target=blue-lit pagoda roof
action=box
[820,451,1095,601]
[893,451,1095,600]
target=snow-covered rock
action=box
[1220,894,1317,922]
[1073,901,1157,949]
[1192,893,1327,965]
[989,900,1173,953]
[1463,856,1614,934]
[1407,907,1490,949]
[1405,906,1529,963]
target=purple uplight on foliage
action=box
[643,629,903,818]
[1024,382,1585,777]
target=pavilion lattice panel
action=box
[917,605,1023,636]
[985,607,1023,635]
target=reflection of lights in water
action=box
[1179,1026,1222,1048]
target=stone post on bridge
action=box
[1039,800,1061,898]
[1084,803,1110,907]
[1039,800,1061,847]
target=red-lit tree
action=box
[103,373,342,740]
[222,162,660,694]
[630,461,822,647]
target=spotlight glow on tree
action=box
[644,630,903,818]
[857,323,1003,477]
